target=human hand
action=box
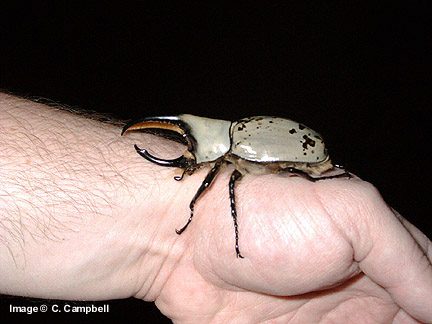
[151,172,432,323]
[1,93,430,323]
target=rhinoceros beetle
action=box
[122,114,351,258]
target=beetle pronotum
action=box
[122,115,351,258]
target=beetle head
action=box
[122,114,232,167]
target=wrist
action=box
[0,93,182,299]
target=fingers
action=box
[392,209,431,262]
[352,186,432,323]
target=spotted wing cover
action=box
[230,116,327,163]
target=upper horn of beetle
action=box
[122,115,195,147]
[122,116,187,136]
[122,114,232,164]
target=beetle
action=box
[122,114,351,258]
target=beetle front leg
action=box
[229,169,244,258]
[175,159,224,235]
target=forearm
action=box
[0,93,180,299]
[0,95,133,240]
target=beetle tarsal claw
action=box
[174,169,186,181]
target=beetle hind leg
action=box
[311,164,352,181]
[285,167,352,182]
[229,169,244,258]
[175,159,224,235]
[329,164,353,180]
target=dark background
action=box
[1,2,430,323]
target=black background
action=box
[1,2,430,323]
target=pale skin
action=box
[0,93,431,323]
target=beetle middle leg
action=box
[229,169,244,258]
[175,159,224,235]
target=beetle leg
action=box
[314,164,352,181]
[331,165,353,179]
[174,169,187,181]
[286,167,351,182]
[283,167,318,181]
[175,159,224,235]
[229,169,244,258]
[174,166,198,181]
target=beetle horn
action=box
[121,116,195,148]
[133,144,189,168]
[122,116,195,168]
[121,116,188,136]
